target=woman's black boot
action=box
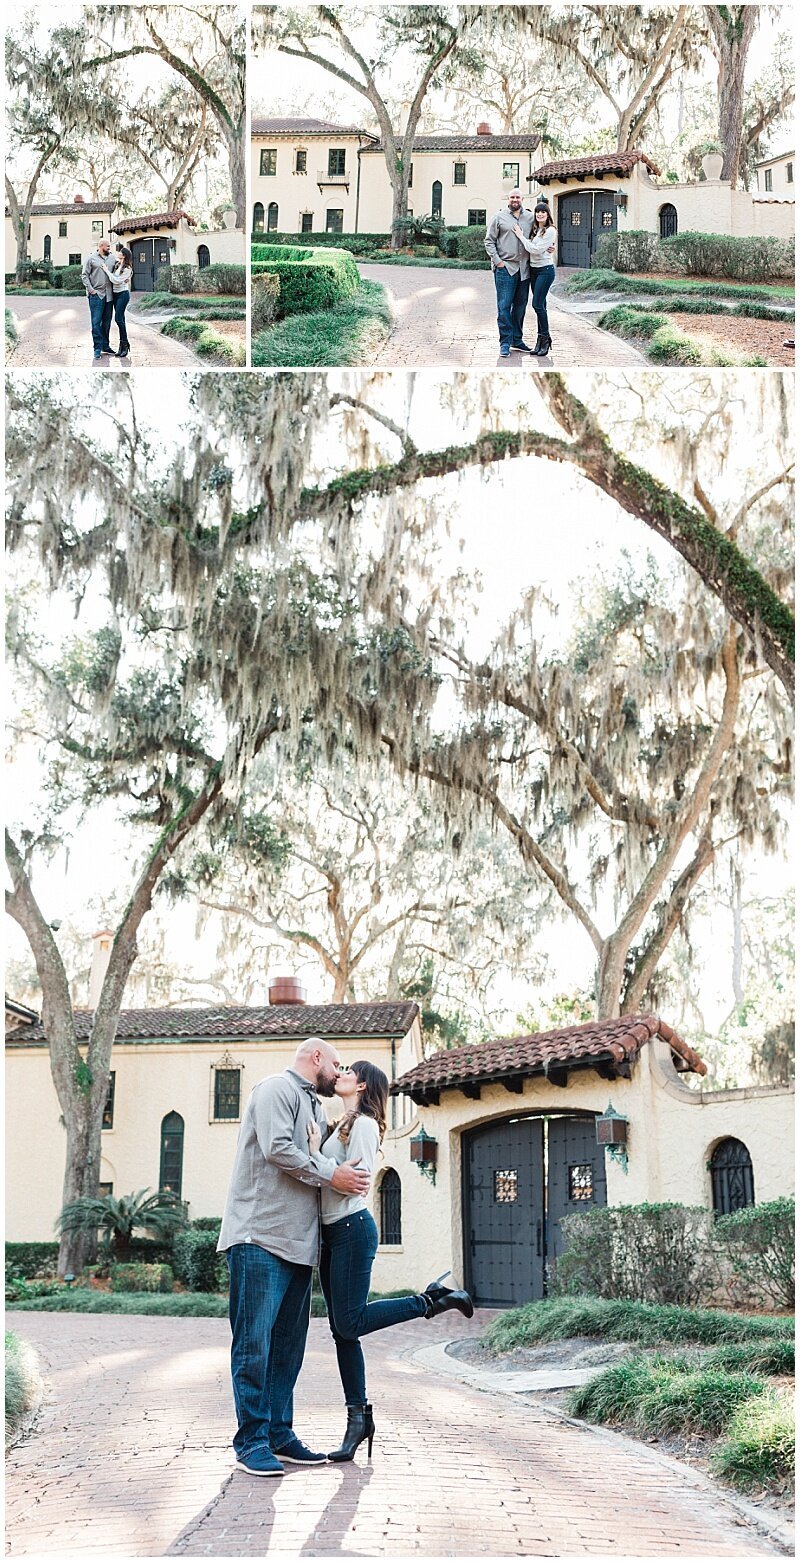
[531,332,544,355]
[534,333,552,356]
[328,1403,375,1462]
[422,1270,474,1319]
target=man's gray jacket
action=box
[81,251,113,299]
[484,208,534,277]
[217,1068,337,1266]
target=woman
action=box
[308,1060,473,1462]
[513,199,557,356]
[103,244,133,359]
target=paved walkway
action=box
[359,264,644,369]
[5,296,200,369]
[7,1312,782,1558]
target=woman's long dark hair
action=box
[533,200,553,231]
[119,245,133,271]
[339,1059,388,1144]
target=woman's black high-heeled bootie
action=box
[422,1269,474,1319]
[534,334,552,356]
[328,1403,375,1462]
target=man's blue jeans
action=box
[88,293,113,353]
[226,1242,312,1459]
[319,1211,427,1404]
[493,265,529,351]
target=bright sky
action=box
[6,370,793,1042]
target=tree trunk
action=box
[58,1110,102,1277]
[224,118,246,228]
[706,6,758,185]
[596,937,627,1020]
[390,167,409,249]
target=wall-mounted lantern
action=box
[596,1102,629,1173]
[410,1124,437,1185]
[614,186,628,211]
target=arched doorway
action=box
[557,189,617,267]
[43,235,52,261]
[267,202,279,232]
[159,1111,184,1199]
[197,244,210,269]
[710,1138,754,1214]
[431,180,443,220]
[463,1113,607,1305]
[253,201,265,233]
[659,202,678,239]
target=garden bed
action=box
[663,312,794,367]
[252,278,391,367]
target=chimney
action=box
[74,194,85,204]
[476,122,492,136]
[89,929,114,1007]
[269,974,307,1005]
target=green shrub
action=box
[53,264,84,290]
[6,1332,43,1448]
[568,1355,765,1435]
[158,262,199,294]
[556,1203,714,1305]
[251,230,389,256]
[395,213,447,249]
[197,262,246,296]
[593,230,661,272]
[711,1387,795,1490]
[7,1289,229,1316]
[481,1296,791,1356]
[412,244,441,257]
[714,1197,795,1308]
[252,278,390,367]
[160,317,245,364]
[252,272,280,332]
[660,231,794,282]
[252,245,359,317]
[190,1217,222,1233]
[453,225,491,264]
[5,1242,60,1279]
[5,1277,63,1303]
[110,1262,174,1293]
[704,1339,795,1376]
[172,1229,225,1292]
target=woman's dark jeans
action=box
[114,290,130,352]
[319,1210,426,1405]
[531,264,556,338]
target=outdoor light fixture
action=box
[410,1124,437,1185]
[614,186,628,211]
[64,1272,76,1288]
[596,1103,629,1173]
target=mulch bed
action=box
[667,312,795,366]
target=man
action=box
[80,238,114,360]
[484,191,534,358]
[217,1036,370,1477]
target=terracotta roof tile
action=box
[535,151,661,183]
[363,134,541,154]
[252,117,370,137]
[113,210,196,233]
[7,1002,420,1047]
[393,1014,705,1097]
[9,201,117,216]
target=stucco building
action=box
[5,197,245,288]
[754,149,794,198]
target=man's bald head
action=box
[293,1036,340,1096]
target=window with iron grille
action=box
[328,148,346,176]
[102,1072,115,1129]
[569,1164,594,1201]
[260,148,277,176]
[494,1169,518,1203]
[710,1138,754,1215]
[454,161,466,185]
[379,1169,401,1244]
[213,1068,241,1121]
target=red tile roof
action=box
[10,201,117,216]
[252,117,372,138]
[113,210,196,233]
[393,1015,705,1100]
[363,134,542,154]
[7,1002,419,1047]
[535,151,661,184]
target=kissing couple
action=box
[217,1038,474,1476]
[485,190,558,360]
[81,237,134,362]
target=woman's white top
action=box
[313,1115,380,1226]
[520,225,558,267]
[104,263,133,293]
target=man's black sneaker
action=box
[235,1448,285,1476]
[271,1435,327,1465]
[512,341,534,353]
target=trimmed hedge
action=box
[593,230,661,272]
[452,225,491,265]
[110,1262,174,1293]
[556,1204,714,1306]
[6,1242,59,1279]
[593,228,794,283]
[252,272,280,332]
[172,1228,227,1292]
[715,1198,794,1309]
[197,262,246,296]
[252,244,360,317]
[251,230,391,255]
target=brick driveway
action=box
[6,1312,780,1557]
[358,264,644,369]
[6,296,200,368]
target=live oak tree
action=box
[256,5,481,247]
[703,5,761,185]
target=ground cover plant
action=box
[5,309,18,350]
[711,1386,795,1490]
[160,316,245,365]
[568,1356,765,1434]
[252,279,391,368]
[5,1331,43,1448]
[598,303,766,366]
[136,292,245,319]
[7,1285,415,1317]
[481,1297,793,1354]
[565,270,794,304]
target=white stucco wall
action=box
[537,160,794,247]
[372,1047,795,1293]
[755,153,795,197]
[5,210,115,271]
[251,133,362,234]
[173,225,245,266]
[358,149,538,233]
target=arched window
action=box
[197,244,210,268]
[159,1111,184,1199]
[267,202,279,232]
[253,202,265,233]
[379,1169,402,1245]
[659,203,678,239]
[43,235,52,261]
[431,180,443,220]
[710,1138,754,1215]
